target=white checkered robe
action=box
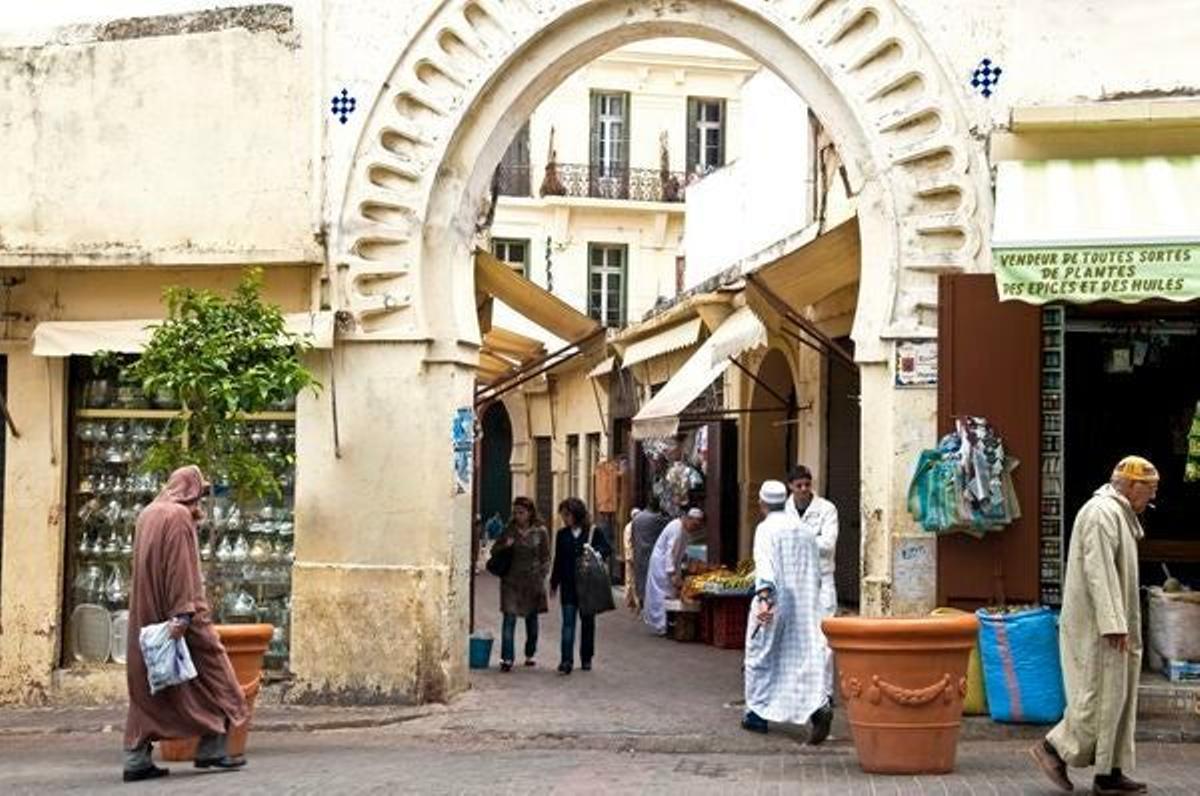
[743,509,828,725]
[786,495,839,697]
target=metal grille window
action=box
[535,437,553,523]
[687,98,726,176]
[492,238,530,277]
[587,244,627,328]
[567,434,580,499]
[585,432,601,509]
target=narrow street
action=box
[2,575,1198,793]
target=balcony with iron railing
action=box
[494,163,688,204]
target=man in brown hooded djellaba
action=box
[123,465,248,782]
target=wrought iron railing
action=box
[494,163,688,203]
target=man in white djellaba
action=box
[642,507,704,636]
[742,480,832,743]
[785,465,839,703]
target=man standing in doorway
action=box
[785,465,839,702]
[630,498,669,610]
[742,480,831,743]
[1031,456,1158,795]
[643,507,704,636]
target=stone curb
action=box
[0,706,442,738]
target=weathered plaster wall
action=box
[0,266,316,702]
[0,4,319,266]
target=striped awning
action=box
[618,317,704,369]
[994,156,1200,248]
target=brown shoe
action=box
[1093,771,1148,794]
[1029,740,1073,792]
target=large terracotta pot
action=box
[159,623,273,762]
[822,613,978,775]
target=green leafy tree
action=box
[99,268,320,501]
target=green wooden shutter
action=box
[716,100,726,168]
[686,97,699,174]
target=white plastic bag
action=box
[139,621,198,695]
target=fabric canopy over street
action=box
[31,312,336,357]
[631,306,766,439]
[743,216,860,325]
[993,156,1200,304]
[617,316,703,369]
[587,356,615,379]
[475,248,600,342]
[473,248,603,396]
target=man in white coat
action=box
[742,480,832,743]
[785,465,839,701]
[1031,456,1158,796]
[642,508,704,635]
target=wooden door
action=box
[936,274,1041,608]
[704,420,740,567]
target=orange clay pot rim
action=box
[214,623,274,640]
[822,614,979,640]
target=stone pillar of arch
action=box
[296,0,989,701]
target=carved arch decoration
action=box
[336,0,989,362]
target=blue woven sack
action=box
[975,606,1066,724]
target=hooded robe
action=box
[124,466,247,749]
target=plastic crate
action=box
[699,598,714,644]
[668,610,700,642]
[710,594,752,650]
[1165,659,1200,683]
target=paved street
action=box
[1,575,1197,793]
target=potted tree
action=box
[101,268,319,759]
[822,612,979,774]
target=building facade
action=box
[2,1,1199,705]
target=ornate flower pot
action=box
[159,623,273,761]
[822,614,979,775]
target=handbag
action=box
[486,541,514,577]
[576,529,615,616]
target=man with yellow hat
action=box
[1031,456,1158,795]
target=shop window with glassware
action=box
[587,243,627,328]
[686,97,726,177]
[64,356,296,671]
[492,238,530,277]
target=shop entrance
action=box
[479,402,514,526]
[1063,304,1200,585]
[742,348,797,548]
[825,338,861,606]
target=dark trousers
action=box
[500,612,538,663]
[559,603,595,668]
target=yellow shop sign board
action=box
[994,243,1200,304]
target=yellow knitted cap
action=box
[1112,455,1159,483]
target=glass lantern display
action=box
[63,357,297,671]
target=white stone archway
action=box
[300,0,988,702]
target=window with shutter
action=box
[590,91,630,198]
[492,238,530,277]
[586,243,627,328]
[686,97,725,176]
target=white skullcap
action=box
[631,508,642,517]
[686,507,705,519]
[759,480,788,504]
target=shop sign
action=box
[994,243,1200,304]
[894,340,937,388]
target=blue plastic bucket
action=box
[469,634,494,669]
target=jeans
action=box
[559,603,595,669]
[500,612,539,663]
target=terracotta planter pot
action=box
[822,614,978,775]
[159,623,273,762]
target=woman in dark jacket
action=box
[549,497,611,675]
[492,497,551,671]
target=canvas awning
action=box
[744,217,860,324]
[993,156,1200,304]
[617,316,703,369]
[31,312,336,357]
[475,248,600,342]
[587,356,615,379]
[631,306,766,439]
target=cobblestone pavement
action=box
[3,575,1197,793]
[2,731,1199,794]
